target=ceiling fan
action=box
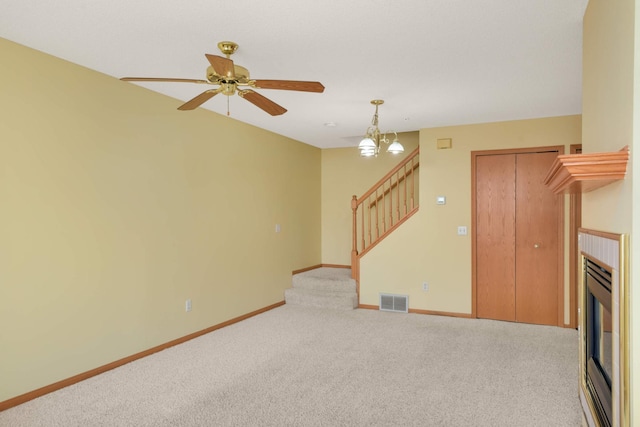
[121,41,325,116]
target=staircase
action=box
[285,267,358,310]
[286,149,419,310]
[351,147,420,281]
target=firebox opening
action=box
[584,257,613,427]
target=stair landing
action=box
[285,267,358,310]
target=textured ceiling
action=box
[0,0,588,148]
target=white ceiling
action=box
[0,0,588,149]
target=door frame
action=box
[471,145,565,326]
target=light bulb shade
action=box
[360,147,377,157]
[387,139,404,154]
[358,137,376,149]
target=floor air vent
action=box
[379,293,409,313]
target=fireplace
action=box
[584,256,612,426]
[578,229,629,427]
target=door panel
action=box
[476,154,516,321]
[514,151,559,325]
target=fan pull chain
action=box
[227,96,230,116]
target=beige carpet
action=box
[0,305,581,426]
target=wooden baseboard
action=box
[291,264,350,275]
[0,300,285,412]
[291,264,323,274]
[358,304,473,319]
[408,308,474,318]
[321,264,351,269]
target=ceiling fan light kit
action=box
[120,41,324,116]
[358,100,404,157]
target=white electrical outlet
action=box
[422,282,429,292]
[457,226,468,236]
[185,299,192,312]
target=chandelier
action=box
[358,99,404,157]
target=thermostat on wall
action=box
[437,138,452,149]
[436,196,446,205]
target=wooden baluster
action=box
[381,180,386,233]
[388,177,393,228]
[394,174,397,224]
[410,157,415,209]
[382,179,386,230]
[402,163,408,216]
[367,195,372,249]
[374,190,380,239]
[385,179,389,229]
[351,195,358,279]
[361,200,365,251]
[395,170,400,222]
[387,177,390,226]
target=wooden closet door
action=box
[514,151,559,326]
[475,154,516,321]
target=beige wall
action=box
[583,0,638,422]
[582,0,634,231]
[359,116,581,315]
[0,38,321,402]
[320,133,419,264]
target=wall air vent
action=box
[379,293,409,313]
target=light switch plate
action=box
[457,226,468,236]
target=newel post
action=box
[351,195,358,280]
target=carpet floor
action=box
[0,305,581,426]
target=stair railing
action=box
[351,147,420,280]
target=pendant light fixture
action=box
[358,99,404,157]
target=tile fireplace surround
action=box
[578,229,630,427]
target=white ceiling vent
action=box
[379,293,409,313]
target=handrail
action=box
[368,163,419,209]
[351,147,420,282]
[357,147,420,204]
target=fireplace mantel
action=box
[543,146,629,194]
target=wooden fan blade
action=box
[177,89,222,110]
[238,90,287,116]
[252,80,325,93]
[205,54,235,78]
[121,77,209,84]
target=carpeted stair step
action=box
[292,274,356,293]
[285,267,358,310]
[284,288,358,310]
